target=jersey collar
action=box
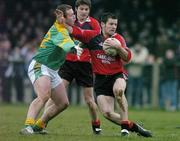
[54,20,66,29]
[76,16,91,24]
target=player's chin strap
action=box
[74,44,83,60]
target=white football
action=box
[104,47,117,56]
[103,38,121,56]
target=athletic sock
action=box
[33,118,46,131]
[92,119,101,134]
[92,119,100,127]
[120,120,134,130]
[25,118,35,126]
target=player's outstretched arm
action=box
[71,26,99,43]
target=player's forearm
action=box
[117,47,132,62]
[72,26,99,43]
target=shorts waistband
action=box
[95,73,117,78]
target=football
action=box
[103,38,121,57]
[104,47,118,56]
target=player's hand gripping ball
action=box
[103,38,121,57]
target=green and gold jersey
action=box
[33,21,75,70]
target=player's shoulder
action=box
[88,17,101,32]
[112,33,125,41]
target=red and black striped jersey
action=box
[66,16,100,62]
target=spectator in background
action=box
[21,37,37,99]
[160,49,178,111]
[21,36,37,72]
[175,44,180,109]
[0,36,12,103]
[143,54,155,107]
[7,47,25,103]
[156,29,175,58]
[127,41,149,107]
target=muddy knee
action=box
[114,89,124,100]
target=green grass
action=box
[0,104,180,141]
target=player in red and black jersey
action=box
[58,0,102,134]
[66,12,152,137]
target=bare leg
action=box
[83,87,101,134]
[83,87,99,121]
[42,79,69,123]
[20,76,52,135]
[113,78,128,120]
[26,76,51,120]
[40,82,69,123]
[97,95,122,125]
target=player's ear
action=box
[54,9,63,18]
[55,9,65,24]
[101,22,105,28]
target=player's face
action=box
[103,18,118,36]
[76,4,90,21]
[65,9,76,26]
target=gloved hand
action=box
[74,45,83,59]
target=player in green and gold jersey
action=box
[20,4,77,135]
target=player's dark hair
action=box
[56,4,72,17]
[75,0,91,8]
[100,12,118,23]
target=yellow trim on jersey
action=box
[54,20,66,31]
[40,31,51,48]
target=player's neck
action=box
[102,31,111,39]
[77,16,87,23]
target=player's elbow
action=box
[122,56,131,63]
[119,53,131,63]
[123,50,132,63]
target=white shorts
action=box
[28,60,62,89]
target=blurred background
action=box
[0,0,180,111]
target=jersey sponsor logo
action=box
[96,53,115,64]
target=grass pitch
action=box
[0,104,180,141]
